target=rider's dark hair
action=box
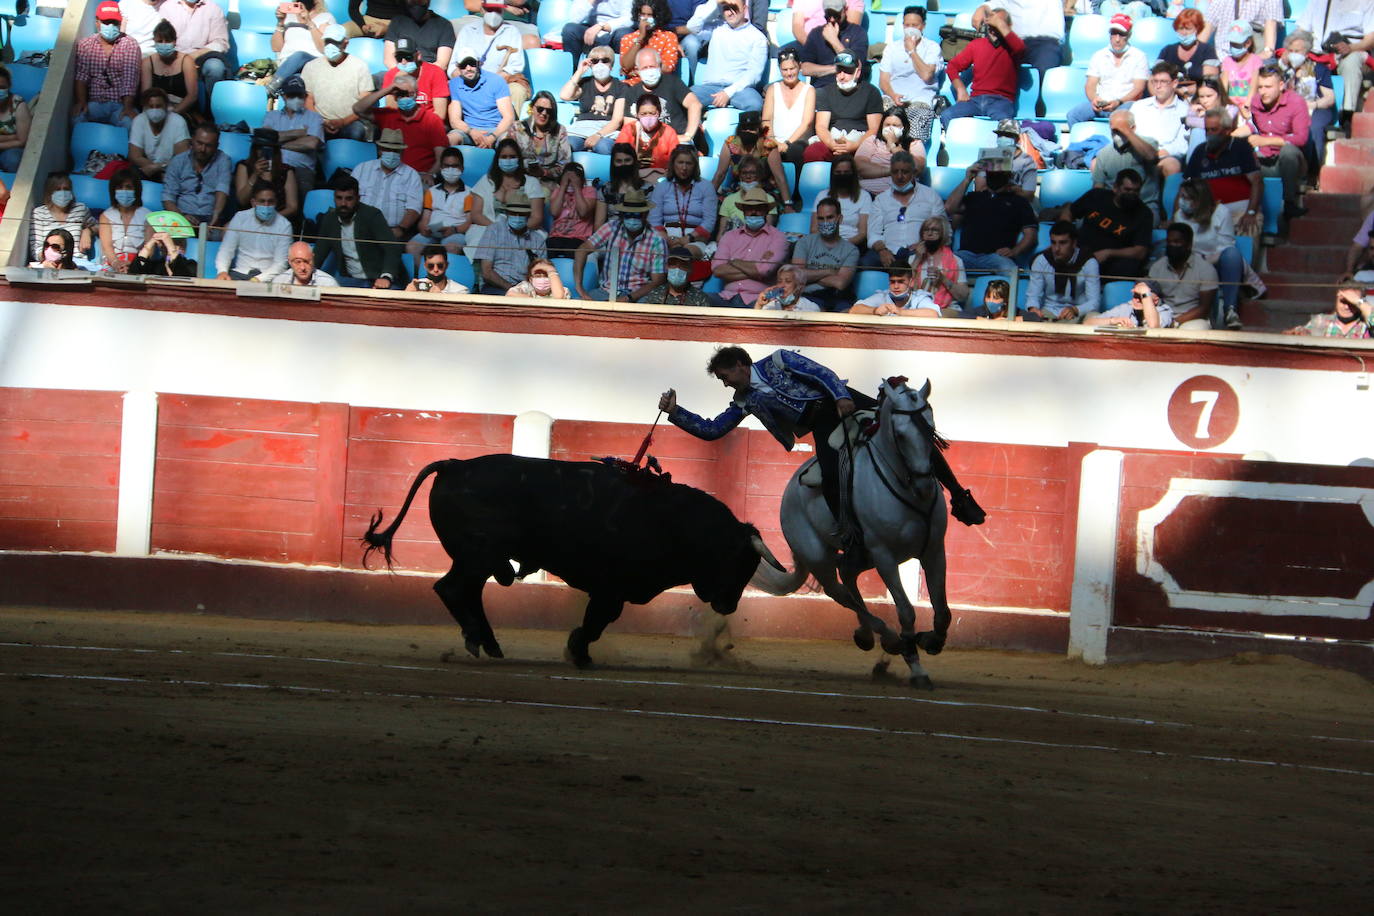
[706,346,752,374]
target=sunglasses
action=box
[1132,291,1150,300]
[589,55,613,63]
[722,4,740,12]
[426,261,447,270]
[534,104,555,114]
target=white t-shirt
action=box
[119,0,162,54]
[129,111,192,166]
[1086,46,1150,103]
[880,36,943,106]
[424,184,473,231]
[812,189,874,246]
[997,0,1066,41]
[453,22,526,77]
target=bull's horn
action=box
[751,534,786,572]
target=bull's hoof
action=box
[878,631,904,655]
[482,637,504,659]
[916,631,947,656]
[565,628,593,669]
[909,675,935,690]
[464,637,482,658]
[852,626,875,651]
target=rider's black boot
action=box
[931,449,986,526]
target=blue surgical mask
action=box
[1177,31,1197,47]
[100,23,121,42]
[507,215,528,231]
[114,189,135,207]
[146,106,167,124]
[397,95,417,112]
[891,290,910,304]
[398,60,417,74]
[893,181,914,194]
[0,88,11,102]
[380,150,402,169]
[497,157,519,173]
[51,189,74,208]
[622,216,644,232]
[284,96,305,113]
[738,180,759,192]
[155,42,176,57]
[667,267,689,286]
[254,204,277,222]
[324,43,344,62]
[743,214,766,231]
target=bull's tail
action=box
[361,460,452,570]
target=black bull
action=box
[361,454,784,667]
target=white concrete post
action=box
[115,390,160,557]
[1068,449,1124,665]
[511,410,553,459]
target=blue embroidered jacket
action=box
[668,349,850,450]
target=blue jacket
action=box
[669,349,850,450]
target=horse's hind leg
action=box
[815,564,900,654]
[434,568,503,659]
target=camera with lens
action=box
[939,23,984,43]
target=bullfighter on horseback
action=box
[659,346,985,573]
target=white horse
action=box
[752,377,951,688]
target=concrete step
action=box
[1329,138,1374,166]
[1303,191,1365,219]
[1352,112,1374,138]
[1266,243,1352,271]
[1314,164,1374,194]
[1259,277,1339,301]
[1288,218,1363,245]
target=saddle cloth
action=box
[798,410,877,488]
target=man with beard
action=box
[1247,65,1310,221]
[1023,220,1101,321]
[1063,168,1154,281]
[1147,222,1219,329]
[405,244,469,293]
[944,155,1037,278]
[161,123,231,230]
[313,175,404,289]
[1091,109,1163,218]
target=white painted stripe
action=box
[114,390,158,557]
[5,670,1371,779]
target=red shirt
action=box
[947,31,1025,101]
[382,62,451,112]
[373,108,450,173]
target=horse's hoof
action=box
[909,675,935,690]
[853,626,875,651]
[878,631,904,655]
[565,629,593,669]
[464,637,482,658]
[916,631,946,656]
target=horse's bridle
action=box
[860,394,938,522]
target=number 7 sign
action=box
[1167,376,1240,449]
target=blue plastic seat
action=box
[1068,120,1111,145]
[234,30,275,68]
[777,211,809,235]
[942,117,998,168]
[1016,66,1041,120]
[1101,280,1135,309]
[461,146,496,186]
[1161,171,1182,217]
[322,138,375,181]
[702,274,723,295]
[536,0,573,40]
[1234,234,1253,265]
[927,165,971,198]
[551,256,597,291]
[430,0,467,17]
[703,108,738,157]
[303,187,334,223]
[1261,175,1283,235]
[1068,15,1108,68]
[236,4,280,33]
[7,62,45,102]
[865,12,891,47]
[211,81,269,131]
[140,181,164,209]
[348,37,386,74]
[69,174,109,209]
[797,161,831,205]
[572,150,610,186]
[218,131,253,165]
[1041,66,1084,122]
[7,14,62,59]
[1038,169,1093,209]
[1131,18,1175,64]
[201,240,221,278]
[854,270,889,302]
[71,122,129,170]
[526,48,574,95]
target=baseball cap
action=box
[823,0,845,12]
[96,0,121,22]
[834,51,859,72]
[1109,13,1132,34]
[322,23,348,44]
[279,75,307,97]
[1226,19,1254,46]
[667,246,694,263]
[394,36,418,58]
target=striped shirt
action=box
[74,34,142,102]
[585,221,667,294]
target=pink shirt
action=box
[1221,54,1263,101]
[793,0,863,34]
[1249,88,1311,148]
[160,0,230,55]
[716,224,787,300]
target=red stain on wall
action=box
[181,431,243,450]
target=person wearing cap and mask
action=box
[303,25,375,142]
[575,188,668,300]
[689,0,769,113]
[215,183,293,282]
[987,119,1038,199]
[789,196,858,311]
[354,73,450,178]
[971,1,1063,78]
[1091,109,1163,216]
[162,123,231,230]
[267,0,337,96]
[351,128,424,238]
[940,7,1023,128]
[128,88,190,183]
[405,244,469,293]
[454,3,529,116]
[314,174,404,288]
[73,2,142,129]
[1220,19,1265,101]
[384,0,456,73]
[448,56,517,149]
[1062,167,1154,280]
[944,153,1037,278]
[643,246,715,306]
[1066,14,1148,127]
[473,189,547,293]
[879,7,943,141]
[1147,221,1219,329]
[158,0,232,112]
[1128,62,1190,180]
[632,47,702,147]
[1200,0,1281,64]
[381,35,452,121]
[1293,0,1374,124]
[805,51,882,163]
[712,187,787,306]
[263,76,326,195]
[1083,278,1176,328]
[800,0,868,91]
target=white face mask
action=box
[441,166,462,184]
[882,125,900,139]
[638,67,661,87]
[483,11,502,29]
[146,107,167,124]
[904,27,922,41]
[1286,51,1306,67]
[591,62,612,81]
[836,77,857,93]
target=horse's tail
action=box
[361,459,453,570]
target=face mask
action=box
[156,42,176,58]
[397,95,417,112]
[1286,51,1306,67]
[591,63,612,81]
[531,275,553,293]
[1205,133,1227,151]
[643,16,655,29]
[1229,45,1248,60]
[324,43,344,62]
[738,180,759,192]
[883,125,901,140]
[779,292,797,306]
[639,67,661,87]
[380,151,402,169]
[115,189,136,207]
[1111,40,1128,56]
[904,27,922,40]
[891,290,910,304]
[743,214,766,231]
[408,3,428,21]
[737,131,758,147]
[1118,192,1141,210]
[893,180,914,194]
[612,162,637,182]
[639,113,659,131]
[836,77,857,93]
[483,11,503,28]
[507,215,528,231]
[1177,32,1197,47]
[818,219,838,237]
[667,267,689,287]
[985,172,1010,191]
[398,60,417,74]
[1179,198,1197,216]
[44,245,63,261]
[100,23,121,42]
[284,96,305,113]
[497,157,518,173]
[146,107,167,124]
[462,72,481,87]
[1165,244,1189,264]
[441,166,462,184]
[925,236,942,251]
[996,134,1015,148]
[52,190,73,208]
[1112,133,1129,151]
[622,216,644,232]
[254,204,277,222]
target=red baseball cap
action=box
[1109,13,1132,34]
[96,0,122,22]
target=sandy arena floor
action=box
[1,606,1371,913]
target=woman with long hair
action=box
[649,145,718,265]
[711,109,788,206]
[1184,77,1241,154]
[908,216,969,310]
[0,65,33,172]
[548,162,598,255]
[233,129,299,219]
[141,20,200,120]
[467,137,547,253]
[808,153,870,248]
[1171,177,1249,329]
[98,168,151,273]
[30,173,93,263]
[511,90,572,186]
[267,0,337,95]
[595,141,650,227]
[854,106,925,197]
[30,228,80,270]
[618,0,681,84]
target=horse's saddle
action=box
[798,410,877,488]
